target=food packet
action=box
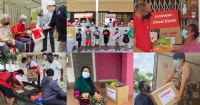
[152,38,171,52]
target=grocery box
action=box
[150,82,178,105]
[27,69,38,82]
[105,83,129,105]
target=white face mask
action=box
[131,20,133,22]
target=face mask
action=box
[124,32,127,34]
[38,14,42,17]
[147,85,151,92]
[91,23,94,24]
[174,60,180,67]
[143,12,152,19]
[95,29,98,31]
[82,72,90,78]
[116,30,119,32]
[131,20,133,22]
[105,28,107,30]
[48,9,51,13]
[22,22,26,24]
[4,22,9,25]
[182,29,188,38]
[121,22,123,24]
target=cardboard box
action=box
[105,83,129,105]
[150,82,178,105]
[27,69,38,82]
[173,45,182,51]
[171,78,184,105]
[160,27,182,44]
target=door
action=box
[95,53,122,81]
[72,53,94,80]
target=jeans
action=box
[0,40,25,52]
[17,36,35,52]
[43,28,55,52]
[58,41,66,52]
[44,96,66,105]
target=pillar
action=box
[121,53,133,94]
[95,0,98,26]
[41,0,55,12]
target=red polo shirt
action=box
[134,15,151,52]
[15,21,26,40]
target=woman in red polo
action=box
[15,15,35,52]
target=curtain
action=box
[4,2,31,28]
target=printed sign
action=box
[158,87,176,105]
[150,32,158,42]
[171,78,179,86]
[107,87,116,100]
[105,14,116,18]
[193,92,199,98]
[160,27,182,44]
[67,28,75,52]
[150,10,179,29]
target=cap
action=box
[47,1,56,6]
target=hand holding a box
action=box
[94,92,101,102]
[174,94,181,102]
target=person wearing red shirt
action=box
[15,15,35,52]
[134,1,152,52]
[113,18,119,27]
[67,18,71,27]
[0,70,24,105]
[21,57,41,88]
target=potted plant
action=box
[182,0,188,15]
[0,53,17,70]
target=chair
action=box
[8,26,17,53]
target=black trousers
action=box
[43,28,55,52]
[44,96,66,105]
[32,75,40,88]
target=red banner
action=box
[150,10,179,29]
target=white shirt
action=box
[44,60,62,80]
[36,11,52,28]
[15,75,22,82]
[0,23,15,46]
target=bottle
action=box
[182,4,187,15]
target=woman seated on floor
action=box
[74,66,102,105]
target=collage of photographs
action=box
[0,0,199,105]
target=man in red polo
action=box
[134,1,152,52]
[15,15,35,52]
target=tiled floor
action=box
[67,82,133,105]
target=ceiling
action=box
[162,53,200,65]
[67,0,133,2]
[1,0,66,8]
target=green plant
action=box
[0,52,17,70]
[184,0,188,4]
[134,68,153,93]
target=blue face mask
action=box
[48,9,52,13]
[38,14,42,17]
[173,60,180,67]
[182,29,188,38]
[22,22,26,24]
[82,72,90,78]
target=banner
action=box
[67,28,75,52]
[150,10,179,29]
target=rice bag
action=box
[152,38,171,52]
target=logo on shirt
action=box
[147,27,149,28]
[58,11,61,15]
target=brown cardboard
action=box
[171,78,184,105]
[173,45,182,51]
[160,27,182,44]
[27,69,38,82]
[150,82,178,105]
[105,83,129,105]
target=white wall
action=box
[67,53,76,83]
[156,54,200,89]
[72,27,133,47]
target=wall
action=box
[67,2,133,12]
[67,53,76,83]
[155,54,200,89]
[122,53,133,94]
[71,27,133,48]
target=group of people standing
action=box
[76,26,130,52]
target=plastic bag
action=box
[152,38,171,52]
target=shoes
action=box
[41,49,47,52]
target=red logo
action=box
[150,10,179,29]
[161,90,171,98]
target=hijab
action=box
[74,66,95,95]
